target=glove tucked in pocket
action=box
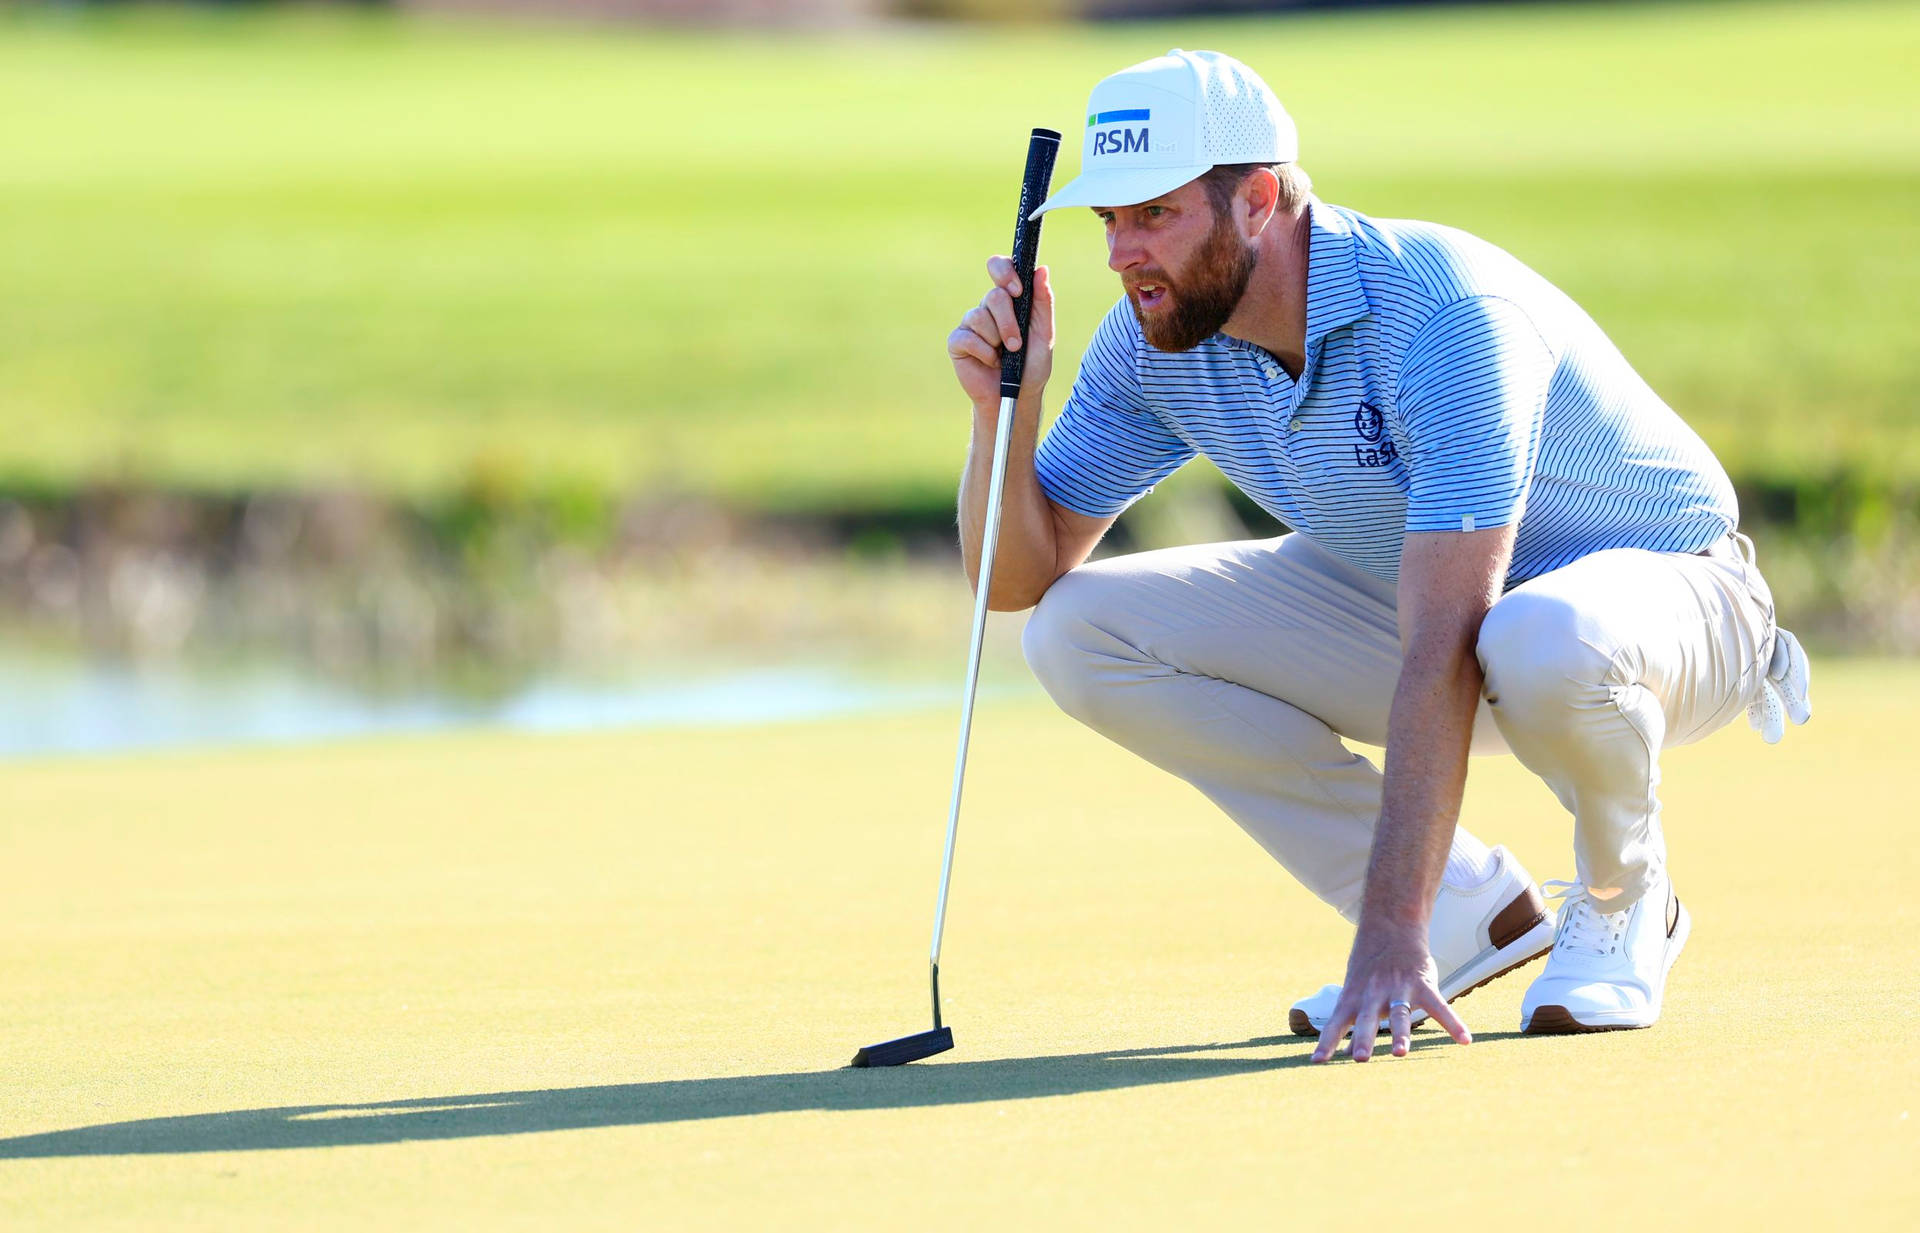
[1747,627,1812,744]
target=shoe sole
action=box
[1522,898,1691,1036]
[1519,1004,1640,1034]
[1287,923,1556,1038]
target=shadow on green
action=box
[0,1032,1518,1158]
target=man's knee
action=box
[1477,588,1616,716]
[1021,568,1119,720]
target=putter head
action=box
[849,1027,954,1068]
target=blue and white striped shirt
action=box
[1034,198,1738,584]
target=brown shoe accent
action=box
[1487,883,1549,951]
[1523,1005,1648,1035]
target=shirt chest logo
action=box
[1352,402,1397,468]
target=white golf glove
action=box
[1747,627,1812,744]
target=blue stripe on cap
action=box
[1092,108,1151,124]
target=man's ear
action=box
[1238,167,1282,240]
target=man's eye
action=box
[1145,206,1167,218]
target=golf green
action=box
[1,660,1913,1227]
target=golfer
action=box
[945,50,1811,1062]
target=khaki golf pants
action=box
[1021,531,1777,918]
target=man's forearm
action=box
[1316,526,1512,1060]
[958,391,1061,609]
[1357,633,1486,930]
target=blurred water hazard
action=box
[0,652,1011,758]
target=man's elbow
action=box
[985,591,1042,613]
[964,559,1057,612]
[981,577,1050,612]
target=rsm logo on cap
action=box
[1088,108,1150,156]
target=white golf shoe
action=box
[1289,846,1556,1036]
[1520,873,1690,1034]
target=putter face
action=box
[849,1027,954,1068]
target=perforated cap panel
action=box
[1170,49,1297,165]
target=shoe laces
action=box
[1543,880,1627,957]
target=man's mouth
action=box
[1131,280,1169,311]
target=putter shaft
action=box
[928,391,1019,1021]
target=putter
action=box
[851,127,1060,1069]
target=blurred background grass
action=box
[0,0,1914,696]
[4,0,1915,503]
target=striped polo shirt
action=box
[1034,198,1738,584]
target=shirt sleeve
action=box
[1034,300,1195,518]
[1394,295,1555,535]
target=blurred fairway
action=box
[1,1,1916,509]
[1,659,1915,1228]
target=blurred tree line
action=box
[56,0,1579,22]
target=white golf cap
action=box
[1030,49,1297,219]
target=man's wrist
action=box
[973,391,1042,418]
[1356,892,1433,937]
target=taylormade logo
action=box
[1087,107,1151,157]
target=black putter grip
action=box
[999,127,1062,400]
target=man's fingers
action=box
[1310,1014,1352,1063]
[946,326,996,368]
[981,286,1022,351]
[1348,992,1385,1062]
[985,254,1021,298]
[1422,983,1473,1047]
[1026,265,1054,348]
[1388,1000,1414,1058]
[1310,993,1361,1063]
[960,305,1003,350]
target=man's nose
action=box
[1107,225,1146,274]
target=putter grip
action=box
[999,127,1062,400]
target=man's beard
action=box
[1127,211,1258,352]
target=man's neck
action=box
[1219,203,1312,378]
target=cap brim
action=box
[1029,163,1212,220]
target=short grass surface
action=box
[1,658,1915,1228]
[2,2,1917,506]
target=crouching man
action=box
[945,49,1810,1061]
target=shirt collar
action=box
[1302,196,1371,345]
[1212,197,1369,357]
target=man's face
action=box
[1094,178,1257,352]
